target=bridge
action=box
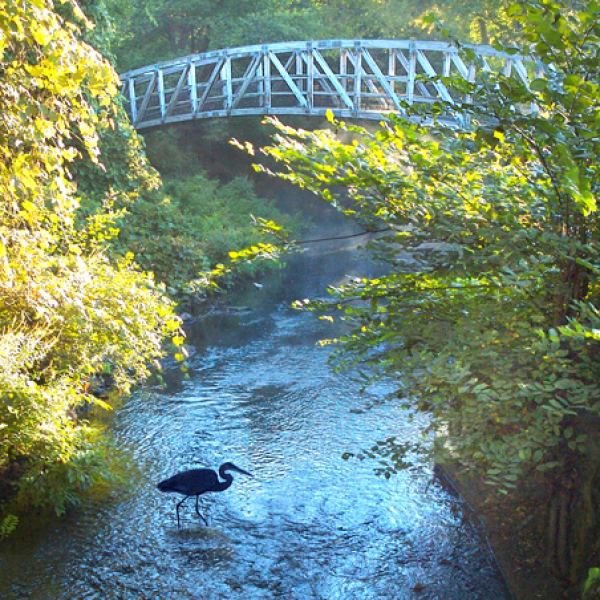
[120,39,540,131]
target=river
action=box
[0,240,512,600]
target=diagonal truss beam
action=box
[163,64,190,120]
[195,58,225,116]
[268,51,308,108]
[361,49,404,111]
[229,53,263,112]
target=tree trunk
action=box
[477,18,489,46]
[546,435,600,587]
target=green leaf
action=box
[506,3,523,16]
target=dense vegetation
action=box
[7,0,598,594]
[113,170,297,297]
[0,0,184,525]
[251,0,600,587]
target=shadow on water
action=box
[0,242,513,600]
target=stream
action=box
[0,243,512,600]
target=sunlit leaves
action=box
[251,0,600,493]
[0,0,182,520]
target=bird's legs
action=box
[194,495,209,525]
[176,495,191,529]
[174,495,208,528]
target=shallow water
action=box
[0,248,511,600]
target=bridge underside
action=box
[120,40,539,131]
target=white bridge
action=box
[120,39,539,131]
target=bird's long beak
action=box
[232,465,252,477]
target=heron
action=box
[157,462,252,528]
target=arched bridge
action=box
[120,39,540,131]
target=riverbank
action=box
[441,465,564,600]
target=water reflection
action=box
[0,249,511,600]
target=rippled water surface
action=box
[0,249,511,600]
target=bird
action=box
[157,462,252,529]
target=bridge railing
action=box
[119,39,541,131]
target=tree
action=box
[308,0,512,44]
[251,0,600,585]
[417,0,513,44]
[0,0,181,517]
[106,0,311,71]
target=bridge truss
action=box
[120,39,540,131]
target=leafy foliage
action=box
[583,567,600,599]
[252,0,600,492]
[0,514,18,540]
[210,5,330,49]
[106,0,322,71]
[309,0,512,44]
[110,171,301,298]
[0,0,181,518]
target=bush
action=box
[113,172,303,297]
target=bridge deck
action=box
[120,39,540,130]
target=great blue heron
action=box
[157,462,252,528]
